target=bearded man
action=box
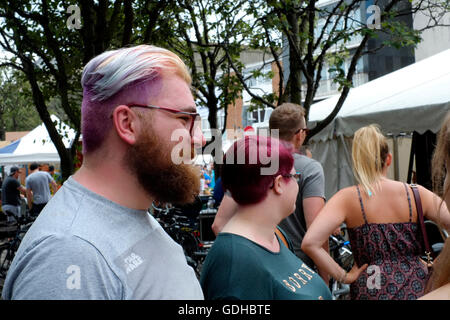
[2,45,205,300]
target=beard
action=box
[126,127,201,205]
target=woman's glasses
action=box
[270,172,301,189]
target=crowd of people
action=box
[1,44,449,300]
[1,163,60,221]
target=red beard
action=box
[126,128,200,205]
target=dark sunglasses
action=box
[294,127,310,135]
[128,104,201,136]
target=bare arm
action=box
[419,283,450,300]
[420,185,450,232]
[302,189,367,284]
[51,180,58,193]
[303,197,325,229]
[211,194,238,236]
[18,185,27,195]
[303,196,329,282]
[26,189,33,209]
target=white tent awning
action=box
[0,115,76,165]
[308,49,450,142]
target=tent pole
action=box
[393,135,399,181]
[407,133,415,184]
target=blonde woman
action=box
[302,124,450,300]
[420,111,450,299]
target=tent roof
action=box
[308,49,450,142]
[0,115,76,165]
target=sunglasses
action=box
[128,104,201,136]
[294,127,310,135]
[270,172,301,189]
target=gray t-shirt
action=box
[25,171,54,204]
[278,153,325,269]
[2,177,204,300]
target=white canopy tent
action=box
[0,115,76,165]
[307,49,450,199]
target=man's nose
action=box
[192,125,206,148]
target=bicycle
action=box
[328,225,354,300]
[0,209,34,293]
[150,201,211,278]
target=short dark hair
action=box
[49,165,55,171]
[30,162,39,170]
[269,103,306,141]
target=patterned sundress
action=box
[347,183,429,300]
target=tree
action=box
[0,68,42,138]
[0,0,177,180]
[223,0,450,142]
[168,0,252,141]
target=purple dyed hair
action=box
[80,45,191,154]
[222,135,294,205]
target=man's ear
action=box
[112,105,139,145]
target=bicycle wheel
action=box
[0,244,12,279]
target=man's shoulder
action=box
[293,154,323,172]
[4,176,18,186]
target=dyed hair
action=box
[269,103,306,141]
[222,135,294,205]
[352,124,389,196]
[80,45,191,154]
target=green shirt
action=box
[200,232,332,300]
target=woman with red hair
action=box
[199,135,332,300]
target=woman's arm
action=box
[301,188,368,284]
[211,194,238,236]
[420,185,450,232]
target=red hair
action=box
[222,135,294,205]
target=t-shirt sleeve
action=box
[46,172,55,183]
[301,160,325,199]
[4,234,123,300]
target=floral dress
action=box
[347,184,429,300]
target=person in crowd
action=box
[299,145,312,158]
[420,111,450,299]
[2,45,205,300]
[48,165,61,194]
[211,103,328,282]
[212,162,224,206]
[25,162,57,217]
[209,162,215,190]
[200,135,332,300]
[1,167,26,221]
[202,165,211,188]
[302,124,450,300]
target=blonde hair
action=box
[432,111,450,200]
[82,44,191,102]
[425,111,450,293]
[352,124,389,196]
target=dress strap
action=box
[403,183,413,222]
[356,185,369,224]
